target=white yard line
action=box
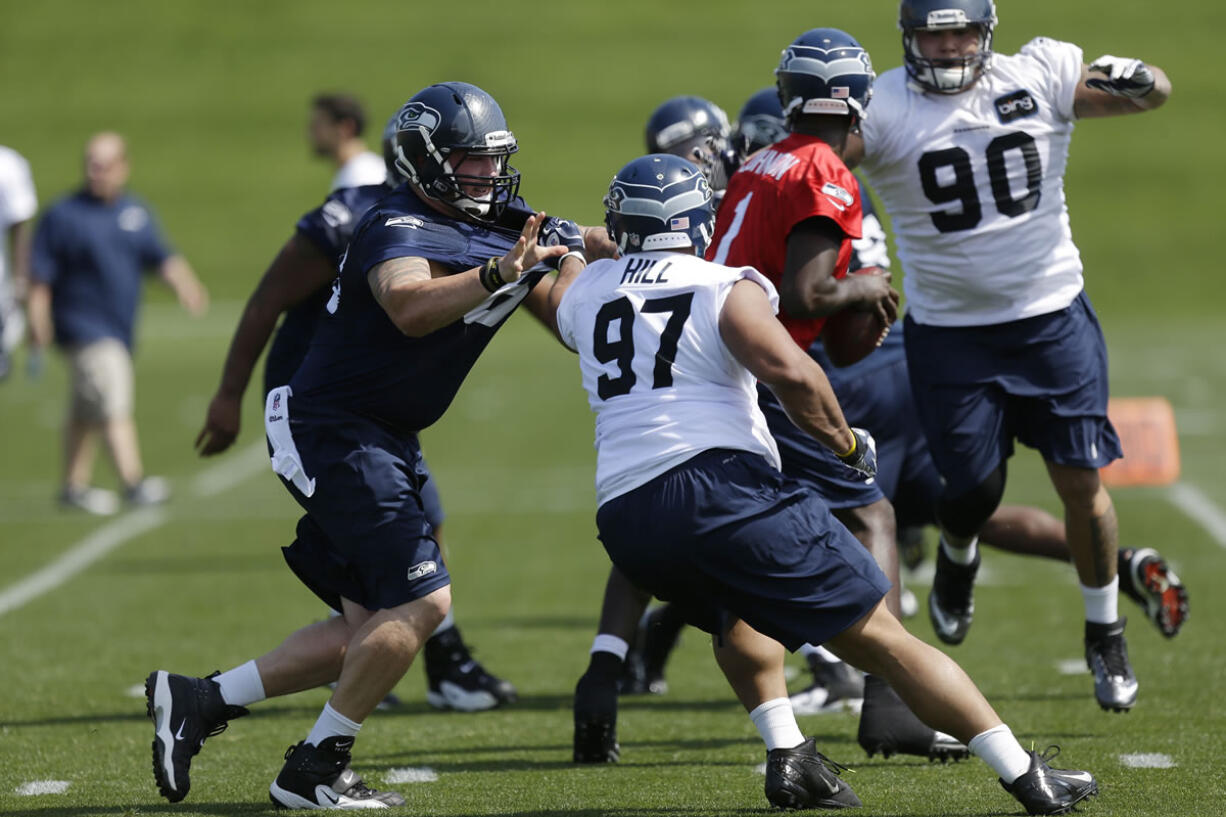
[15,780,71,795]
[0,442,267,619]
[1166,482,1226,549]
[1119,753,1176,769]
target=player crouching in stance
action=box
[145,82,583,809]
[551,153,1097,814]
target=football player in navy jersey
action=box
[148,82,598,810]
[195,114,519,715]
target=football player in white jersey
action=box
[0,145,37,380]
[553,153,1097,815]
[855,0,1171,712]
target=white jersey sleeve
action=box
[860,42,1087,326]
[330,151,388,191]
[559,252,782,505]
[0,146,37,227]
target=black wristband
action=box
[479,257,505,293]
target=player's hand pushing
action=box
[497,212,568,284]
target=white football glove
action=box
[1086,55,1155,98]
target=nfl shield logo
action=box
[272,393,281,411]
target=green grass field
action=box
[1,2,1224,815]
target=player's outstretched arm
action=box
[196,234,336,457]
[719,278,854,456]
[1074,57,1171,118]
[370,211,566,338]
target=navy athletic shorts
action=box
[810,328,941,527]
[596,449,891,651]
[904,291,1123,497]
[277,405,452,613]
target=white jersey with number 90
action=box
[861,37,1086,326]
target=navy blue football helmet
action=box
[392,82,520,220]
[733,88,788,154]
[776,28,875,124]
[899,0,997,93]
[645,96,731,159]
[603,154,714,256]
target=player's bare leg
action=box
[981,505,1068,560]
[1047,462,1137,710]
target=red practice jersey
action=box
[706,133,861,349]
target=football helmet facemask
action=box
[776,28,875,125]
[733,88,788,155]
[604,154,714,257]
[899,0,997,94]
[392,82,520,220]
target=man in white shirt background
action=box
[0,145,38,380]
[307,92,388,192]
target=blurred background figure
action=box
[308,92,387,191]
[26,131,209,515]
[0,145,37,381]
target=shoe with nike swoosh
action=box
[145,671,249,802]
[269,736,405,809]
[423,625,517,711]
[999,746,1098,815]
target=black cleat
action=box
[790,659,865,715]
[145,670,248,803]
[270,737,405,809]
[1085,618,1138,712]
[423,625,517,712]
[857,675,969,762]
[928,545,979,645]
[1000,746,1098,815]
[573,670,620,763]
[1118,547,1189,638]
[765,738,861,810]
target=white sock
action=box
[213,660,266,707]
[306,701,362,747]
[431,607,456,637]
[941,534,979,566]
[1081,576,1119,624]
[591,634,630,660]
[749,698,806,752]
[802,645,841,664]
[968,724,1032,784]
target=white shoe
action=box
[59,485,119,516]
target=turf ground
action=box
[1,1,1223,815]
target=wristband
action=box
[558,250,586,270]
[835,433,857,460]
[479,257,506,292]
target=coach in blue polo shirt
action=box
[27,131,209,515]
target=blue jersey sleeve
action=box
[133,198,173,270]
[295,184,389,264]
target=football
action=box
[821,267,892,367]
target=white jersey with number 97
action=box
[556,251,781,506]
[861,37,1085,326]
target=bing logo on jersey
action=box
[995,90,1038,124]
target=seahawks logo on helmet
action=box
[397,102,440,135]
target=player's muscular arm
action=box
[523,253,587,346]
[782,217,898,324]
[719,278,854,456]
[196,234,336,456]
[1074,61,1171,118]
